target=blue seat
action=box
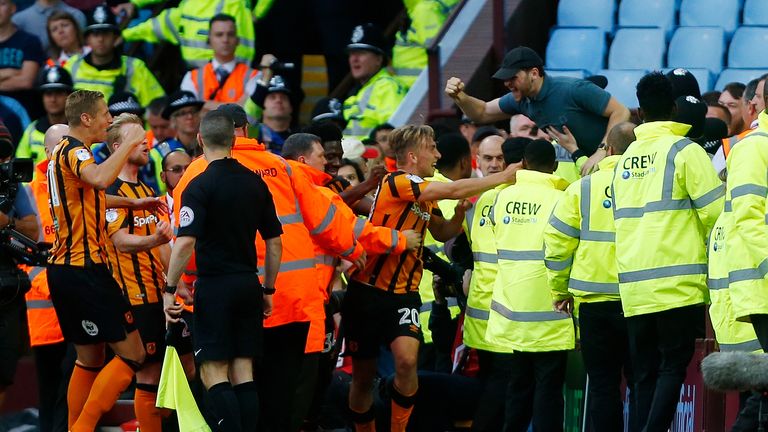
[715,68,767,90]
[600,69,648,108]
[609,28,666,70]
[667,27,725,73]
[728,27,768,68]
[557,0,615,34]
[619,0,676,39]
[546,27,605,74]
[546,69,587,79]
[680,0,740,39]
[744,0,768,25]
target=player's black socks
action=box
[207,382,242,432]
[233,381,259,432]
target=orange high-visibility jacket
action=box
[25,161,64,346]
[174,137,364,353]
[722,128,754,159]
[289,161,408,296]
[189,63,257,103]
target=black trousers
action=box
[626,304,704,432]
[33,342,75,432]
[579,301,635,432]
[504,350,568,432]
[259,321,311,432]
[472,350,514,432]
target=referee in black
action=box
[162,110,283,432]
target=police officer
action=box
[162,90,205,157]
[611,72,724,431]
[724,77,768,431]
[16,65,72,169]
[164,110,283,432]
[118,0,255,69]
[544,122,636,432]
[486,139,574,431]
[343,23,407,140]
[65,5,165,106]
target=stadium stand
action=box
[618,0,677,39]
[545,27,605,75]
[728,26,768,69]
[667,27,726,74]
[600,69,647,108]
[680,0,740,39]
[608,28,666,70]
[556,0,615,34]
[743,0,768,26]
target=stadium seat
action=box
[609,28,666,70]
[599,69,648,108]
[557,0,615,34]
[667,27,725,73]
[546,69,587,79]
[546,27,605,75]
[728,27,768,68]
[744,0,768,25]
[619,0,676,39]
[715,68,767,90]
[680,0,740,39]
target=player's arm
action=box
[105,194,169,214]
[428,200,471,242]
[110,220,173,253]
[79,123,145,190]
[418,162,521,202]
[445,77,510,124]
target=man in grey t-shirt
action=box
[12,0,86,52]
[445,46,630,175]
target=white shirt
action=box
[180,59,257,100]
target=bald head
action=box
[44,124,69,160]
[477,135,505,176]
[606,122,636,156]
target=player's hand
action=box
[263,293,273,317]
[501,161,523,184]
[154,220,173,244]
[546,125,578,154]
[402,229,422,251]
[163,292,183,323]
[454,199,472,216]
[553,297,574,316]
[259,54,277,69]
[364,165,387,187]
[580,149,607,176]
[445,77,465,100]
[133,197,168,215]
[351,250,367,271]
[121,123,146,148]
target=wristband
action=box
[570,149,586,162]
[263,286,276,295]
[165,285,177,295]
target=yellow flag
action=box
[156,346,211,432]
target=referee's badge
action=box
[179,206,194,227]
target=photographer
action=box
[0,120,41,410]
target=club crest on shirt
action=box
[406,174,424,184]
[75,148,92,161]
[105,209,118,223]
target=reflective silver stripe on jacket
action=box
[719,339,762,352]
[544,257,573,271]
[420,297,459,313]
[310,204,337,235]
[549,214,580,238]
[580,176,615,241]
[618,263,707,283]
[490,300,570,322]
[466,305,490,320]
[568,278,619,294]
[497,250,544,261]
[707,277,729,290]
[258,258,316,274]
[729,257,768,283]
[26,299,54,309]
[473,252,497,264]
[614,138,723,219]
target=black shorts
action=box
[341,280,423,359]
[48,264,136,345]
[193,272,263,362]
[0,297,25,386]
[132,303,166,363]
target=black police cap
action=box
[85,4,120,36]
[108,92,144,117]
[347,23,388,57]
[38,65,73,92]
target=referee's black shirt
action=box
[177,158,283,277]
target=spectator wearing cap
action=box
[343,23,408,140]
[11,0,85,52]
[0,0,46,118]
[46,11,88,67]
[311,97,346,131]
[247,74,293,155]
[180,14,259,116]
[117,0,255,69]
[17,64,71,169]
[64,5,164,106]
[163,90,204,157]
[446,46,630,176]
[391,0,459,88]
[718,82,746,137]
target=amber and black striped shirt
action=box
[47,136,107,267]
[352,171,440,294]
[105,179,167,306]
